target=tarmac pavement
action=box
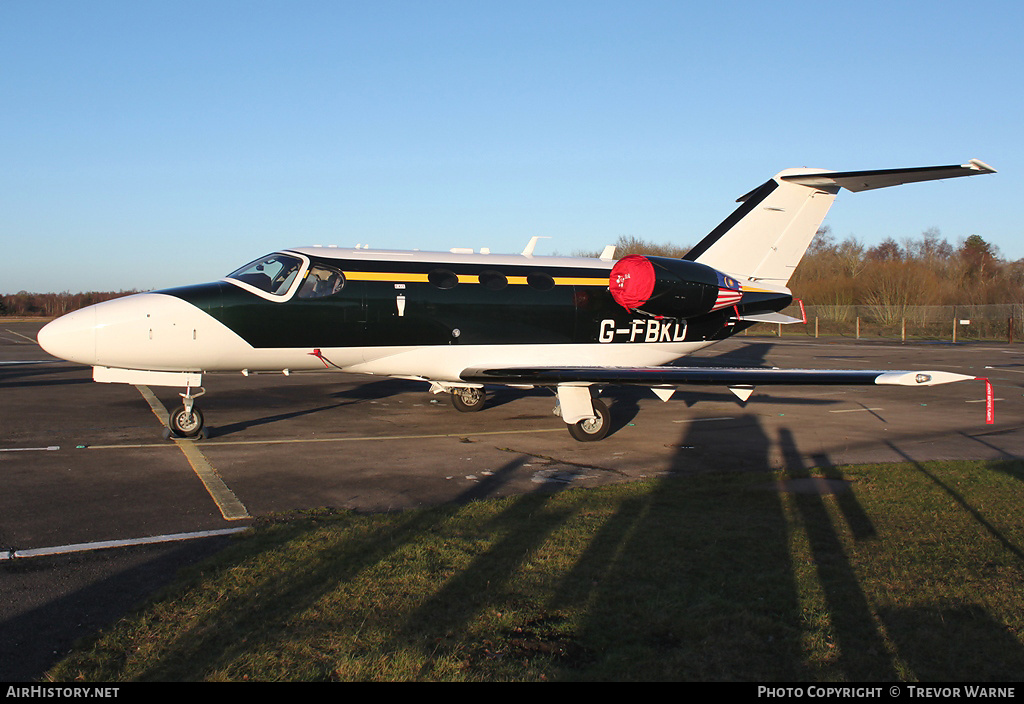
[2,320,1022,680]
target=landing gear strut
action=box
[169,386,206,438]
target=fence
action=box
[760,303,1024,343]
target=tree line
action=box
[790,228,1024,307]
[4,229,1021,317]
[0,290,138,317]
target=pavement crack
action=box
[496,447,627,476]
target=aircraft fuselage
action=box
[40,247,791,382]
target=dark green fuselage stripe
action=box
[159,257,790,349]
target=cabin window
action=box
[428,268,459,289]
[297,265,346,299]
[227,254,303,295]
[478,270,508,290]
[527,272,555,291]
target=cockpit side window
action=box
[297,265,346,299]
[227,254,304,296]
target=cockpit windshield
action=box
[226,254,304,296]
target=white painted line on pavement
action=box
[1,528,248,560]
[0,446,59,452]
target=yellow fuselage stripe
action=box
[343,272,609,287]
[341,271,777,295]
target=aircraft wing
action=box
[460,366,976,387]
[461,365,992,423]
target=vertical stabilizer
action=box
[683,160,995,284]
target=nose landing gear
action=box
[169,386,206,438]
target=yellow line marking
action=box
[135,384,170,426]
[134,386,250,521]
[84,426,566,450]
[172,438,250,520]
[672,417,735,423]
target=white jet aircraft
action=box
[38,159,997,440]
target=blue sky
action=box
[2,1,1020,293]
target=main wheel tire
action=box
[451,388,486,412]
[567,398,610,442]
[170,406,205,438]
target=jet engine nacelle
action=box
[609,254,740,318]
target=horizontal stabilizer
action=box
[781,159,996,192]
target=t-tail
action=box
[682,159,996,285]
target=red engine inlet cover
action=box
[609,255,656,310]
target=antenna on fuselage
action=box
[521,236,550,257]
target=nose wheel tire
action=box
[451,387,486,412]
[567,398,610,442]
[170,406,205,438]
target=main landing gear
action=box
[168,386,206,438]
[553,385,612,442]
[450,386,487,412]
[441,383,612,441]
[565,397,610,442]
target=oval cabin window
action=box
[527,272,555,291]
[428,269,459,290]
[478,270,508,290]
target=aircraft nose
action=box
[37,306,98,365]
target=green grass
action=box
[47,460,1024,682]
